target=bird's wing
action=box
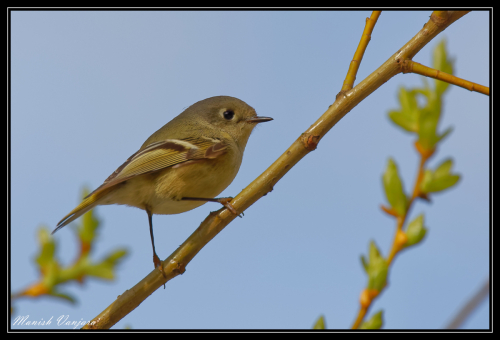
[92,137,227,195]
[54,137,226,232]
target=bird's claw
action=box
[217,197,239,216]
[153,254,167,279]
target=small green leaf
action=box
[388,88,420,133]
[388,110,417,133]
[387,39,454,151]
[78,187,100,244]
[36,227,56,268]
[435,159,453,177]
[49,290,77,304]
[366,241,388,292]
[437,126,453,143]
[420,169,434,193]
[421,159,461,193]
[416,40,455,151]
[360,255,369,273]
[360,310,384,329]
[103,249,128,265]
[435,174,461,192]
[85,263,115,280]
[433,40,454,96]
[417,108,440,151]
[85,249,128,280]
[313,315,326,329]
[400,88,418,117]
[383,158,408,216]
[40,261,61,289]
[404,214,428,247]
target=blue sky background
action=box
[10,10,490,330]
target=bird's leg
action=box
[181,197,243,217]
[146,208,166,279]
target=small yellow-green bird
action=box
[53,96,272,273]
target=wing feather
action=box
[55,137,227,232]
[90,137,227,198]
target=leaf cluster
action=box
[13,188,128,305]
[359,40,460,329]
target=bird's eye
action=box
[223,110,235,120]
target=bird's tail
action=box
[52,188,111,234]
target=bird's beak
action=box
[246,116,273,123]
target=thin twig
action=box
[446,280,489,329]
[402,60,489,95]
[351,144,432,329]
[340,11,382,94]
[349,12,472,329]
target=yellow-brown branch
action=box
[84,11,470,330]
[352,135,437,329]
[340,11,382,93]
[402,60,489,95]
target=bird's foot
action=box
[153,253,167,278]
[216,197,243,218]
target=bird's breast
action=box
[99,146,242,215]
[151,149,242,214]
